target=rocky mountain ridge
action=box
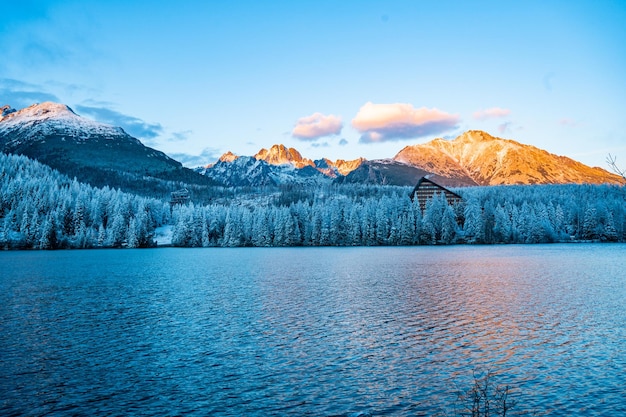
[207,131,622,187]
[207,144,365,178]
[393,130,622,185]
[1,102,622,191]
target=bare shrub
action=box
[455,370,519,417]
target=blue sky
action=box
[2,1,625,168]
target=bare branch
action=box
[606,154,626,180]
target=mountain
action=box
[255,144,315,169]
[198,144,366,186]
[197,154,330,187]
[393,130,622,186]
[3,102,619,192]
[253,144,365,177]
[0,102,215,197]
[317,157,366,176]
[204,131,621,188]
[336,159,478,187]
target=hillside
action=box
[0,102,216,198]
[394,130,622,185]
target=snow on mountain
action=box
[199,144,366,186]
[0,102,133,149]
[394,130,623,185]
[0,102,213,196]
[3,101,619,189]
[255,144,315,169]
[1,105,16,117]
[197,155,330,187]
[205,131,620,187]
[319,157,367,176]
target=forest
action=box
[1,153,625,249]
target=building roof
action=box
[410,177,463,209]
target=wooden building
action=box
[170,188,191,205]
[410,177,463,210]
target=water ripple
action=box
[1,245,625,416]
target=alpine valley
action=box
[2,101,626,250]
[0,102,622,197]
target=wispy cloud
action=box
[75,104,163,140]
[498,121,512,134]
[0,78,60,108]
[473,107,511,120]
[352,102,459,143]
[558,118,578,127]
[168,130,193,142]
[168,148,221,168]
[311,142,330,148]
[292,112,343,140]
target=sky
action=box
[1,0,626,169]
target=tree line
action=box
[1,153,625,249]
[170,182,625,247]
[1,153,169,249]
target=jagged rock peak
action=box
[330,157,367,176]
[256,144,302,162]
[1,105,16,118]
[219,151,239,163]
[255,144,314,168]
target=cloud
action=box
[558,118,578,127]
[473,107,511,120]
[498,121,512,134]
[168,130,193,142]
[75,104,163,140]
[339,138,348,146]
[352,102,460,143]
[168,148,221,168]
[0,78,61,108]
[292,112,342,140]
[311,142,330,148]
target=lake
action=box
[1,244,625,416]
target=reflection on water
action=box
[1,244,625,416]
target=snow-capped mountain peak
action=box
[0,101,205,196]
[2,101,76,119]
[0,102,127,144]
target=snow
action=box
[0,102,126,144]
[154,225,174,246]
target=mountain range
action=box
[1,102,622,193]
[0,102,215,197]
[203,131,622,187]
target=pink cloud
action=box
[473,107,511,120]
[351,102,460,143]
[292,112,342,140]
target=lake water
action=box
[1,244,625,416]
